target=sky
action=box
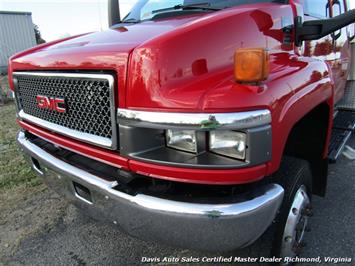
[0,0,137,42]
[0,0,354,42]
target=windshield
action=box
[123,0,285,22]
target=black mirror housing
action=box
[295,9,355,46]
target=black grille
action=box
[15,73,115,142]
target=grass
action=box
[0,103,40,190]
[0,75,12,101]
[0,105,66,263]
[0,75,9,89]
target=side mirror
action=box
[295,9,355,46]
[108,0,121,27]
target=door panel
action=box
[301,0,335,79]
[298,0,351,104]
[331,0,351,103]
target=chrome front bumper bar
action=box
[17,131,284,251]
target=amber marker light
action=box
[234,48,269,83]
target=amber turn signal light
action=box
[234,48,269,83]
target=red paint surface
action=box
[129,160,266,185]
[19,119,266,184]
[18,120,130,169]
[10,1,352,184]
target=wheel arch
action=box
[281,102,332,196]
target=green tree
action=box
[34,24,46,44]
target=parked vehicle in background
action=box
[8,0,355,260]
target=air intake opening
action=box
[31,157,41,171]
[73,182,93,204]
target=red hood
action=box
[10,15,200,70]
[10,15,202,107]
[11,3,293,111]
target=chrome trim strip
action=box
[19,110,113,148]
[13,71,114,80]
[117,108,271,130]
[13,72,117,149]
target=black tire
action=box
[271,157,313,258]
[237,157,313,265]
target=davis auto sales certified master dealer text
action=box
[141,256,352,264]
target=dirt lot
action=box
[0,103,354,265]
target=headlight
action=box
[210,131,247,160]
[166,130,197,153]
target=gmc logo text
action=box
[36,95,66,113]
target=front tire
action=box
[242,157,313,265]
[272,157,313,263]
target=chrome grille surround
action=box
[14,72,117,149]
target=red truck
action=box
[9,0,355,260]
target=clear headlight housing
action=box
[166,130,197,153]
[210,131,247,160]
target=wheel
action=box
[272,157,313,263]
[240,157,313,265]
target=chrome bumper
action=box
[17,131,284,251]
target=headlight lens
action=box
[166,130,197,153]
[210,131,247,160]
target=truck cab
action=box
[9,0,355,259]
[295,0,352,103]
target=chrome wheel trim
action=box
[280,185,311,263]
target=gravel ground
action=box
[0,106,354,265]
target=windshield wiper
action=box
[152,2,221,14]
[122,18,141,23]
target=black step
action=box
[328,129,352,163]
[333,110,355,131]
[328,110,355,162]
[337,81,355,111]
